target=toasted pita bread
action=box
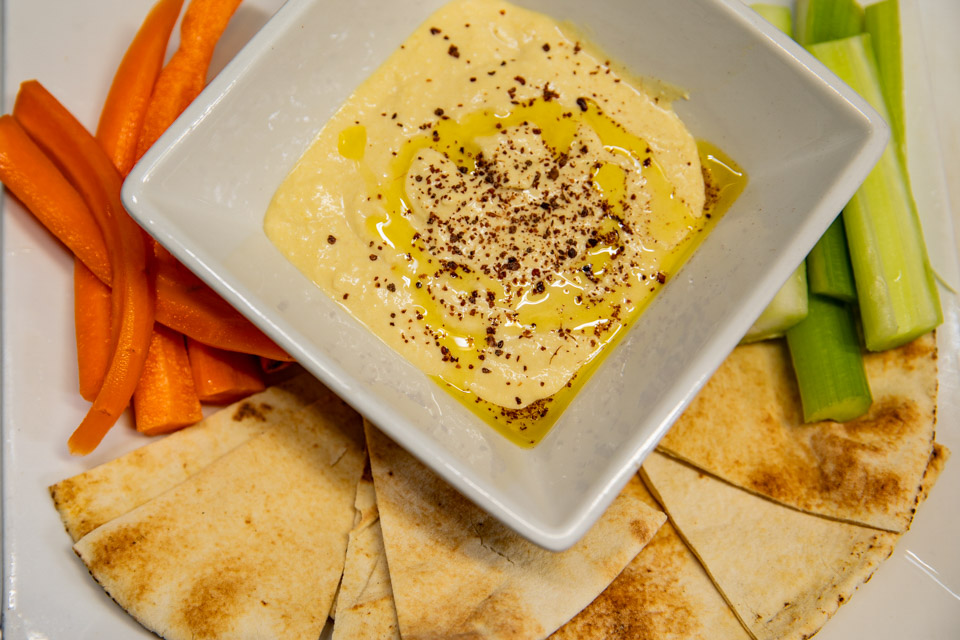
[51,373,331,541]
[332,467,401,640]
[550,479,750,640]
[641,445,948,640]
[72,397,366,640]
[658,332,938,532]
[365,421,666,640]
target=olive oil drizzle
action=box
[338,98,746,446]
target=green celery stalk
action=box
[806,216,858,303]
[742,264,808,343]
[810,35,941,351]
[865,0,905,160]
[751,4,794,36]
[786,293,872,422]
[795,0,864,46]
[741,3,807,344]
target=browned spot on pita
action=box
[49,481,92,537]
[83,523,145,570]
[232,401,271,422]
[810,434,902,507]
[80,521,165,605]
[746,466,795,500]
[871,333,935,373]
[917,443,949,504]
[49,478,77,509]
[557,524,697,639]
[176,562,253,639]
[841,398,918,440]
[629,518,656,544]
[744,427,905,518]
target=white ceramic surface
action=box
[123,0,889,551]
[3,0,959,638]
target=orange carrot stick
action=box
[187,337,265,404]
[0,117,287,360]
[0,115,111,283]
[134,325,203,435]
[97,0,184,176]
[136,0,242,158]
[97,0,202,436]
[74,257,113,402]
[14,80,156,455]
[153,252,291,360]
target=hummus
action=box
[264,0,744,445]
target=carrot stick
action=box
[136,0,242,158]
[187,337,265,404]
[126,0,289,360]
[0,115,111,283]
[97,0,203,437]
[133,324,203,435]
[14,80,156,455]
[153,252,291,360]
[97,0,184,176]
[0,124,287,360]
[74,258,114,402]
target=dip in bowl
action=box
[264,0,746,446]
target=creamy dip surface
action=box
[265,0,738,445]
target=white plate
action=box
[2,0,959,638]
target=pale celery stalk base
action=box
[742,264,808,343]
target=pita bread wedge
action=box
[51,373,332,541]
[72,396,366,640]
[658,332,938,532]
[550,478,750,640]
[640,445,948,640]
[365,421,666,640]
[332,467,401,640]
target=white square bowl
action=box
[123,0,888,550]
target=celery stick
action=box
[810,35,941,351]
[751,4,793,37]
[740,4,807,344]
[742,264,808,343]
[865,0,905,159]
[795,0,864,46]
[807,216,858,303]
[786,294,872,423]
